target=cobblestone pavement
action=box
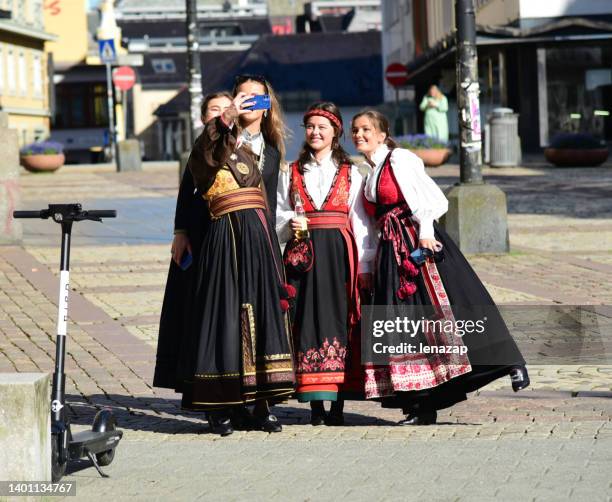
[1,162,611,501]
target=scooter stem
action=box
[51,221,72,426]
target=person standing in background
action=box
[419,85,449,143]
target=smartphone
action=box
[179,252,193,271]
[244,94,271,111]
[410,247,433,266]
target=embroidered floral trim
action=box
[297,337,347,373]
[284,240,312,267]
[330,176,349,207]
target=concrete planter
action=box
[20,153,65,172]
[544,148,609,167]
[411,148,451,167]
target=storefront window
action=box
[54,83,109,128]
[546,46,612,142]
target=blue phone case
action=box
[244,94,271,111]
[179,252,193,271]
[410,248,433,266]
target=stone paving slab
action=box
[47,437,612,501]
[2,162,612,500]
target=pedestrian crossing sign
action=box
[98,39,116,64]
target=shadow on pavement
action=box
[64,394,402,431]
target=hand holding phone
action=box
[243,94,271,111]
[410,245,444,266]
[179,252,193,271]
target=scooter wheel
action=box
[92,409,117,466]
[51,434,67,482]
[96,447,115,466]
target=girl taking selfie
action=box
[168,76,295,436]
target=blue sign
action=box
[98,39,116,64]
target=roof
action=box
[229,31,382,106]
[154,30,383,116]
[139,50,245,87]
[118,17,271,40]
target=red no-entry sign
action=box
[112,66,136,91]
[385,62,409,87]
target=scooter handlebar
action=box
[84,210,116,219]
[13,210,46,219]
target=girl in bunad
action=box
[277,102,376,425]
[351,109,529,426]
[154,91,232,392]
[177,76,295,436]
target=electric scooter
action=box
[13,203,123,482]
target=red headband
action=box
[303,109,343,131]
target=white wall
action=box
[519,0,612,18]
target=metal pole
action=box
[455,0,482,184]
[105,62,116,165]
[123,89,128,139]
[186,0,203,143]
[394,87,401,135]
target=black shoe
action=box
[255,413,282,433]
[398,410,437,426]
[310,401,326,426]
[230,406,258,431]
[325,400,345,426]
[510,365,530,392]
[208,413,234,436]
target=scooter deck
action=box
[69,429,123,458]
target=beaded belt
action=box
[208,188,266,218]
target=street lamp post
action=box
[104,61,116,164]
[186,0,203,143]
[440,0,509,254]
[455,0,482,184]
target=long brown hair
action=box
[351,109,398,149]
[232,76,287,161]
[200,91,233,118]
[297,102,351,173]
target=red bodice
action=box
[363,150,404,216]
[289,161,351,213]
[377,155,404,205]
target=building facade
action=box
[115,0,270,160]
[382,0,612,151]
[0,0,54,146]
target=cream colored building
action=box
[0,0,55,146]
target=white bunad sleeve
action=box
[389,148,448,240]
[348,165,378,274]
[275,166,294,245]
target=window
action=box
[31,0,43,27]
[151,58,176,74]
[7,46,15,95]
[16,0,24,21]
[18,51,26,95]
[0,44,4,93]
[33,52,42,97]
[54,83,109,128]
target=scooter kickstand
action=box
[86,451,110,478]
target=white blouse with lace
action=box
[363,144,448,240]
[276,151,377,273]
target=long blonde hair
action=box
[232,76,287,161]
